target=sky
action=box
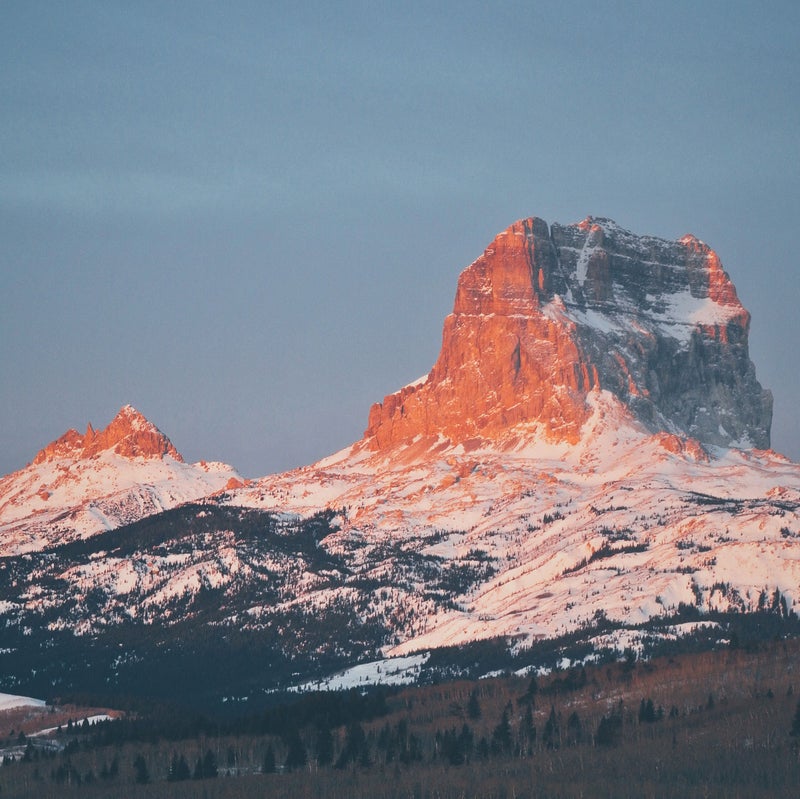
[2,1,799,478]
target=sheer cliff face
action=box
[365,216,773,450]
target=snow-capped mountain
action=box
[364,217,770,451]
[0,405,244,553]
[1,216,798,701]
[213,215,797,652]
[223,392,799,656]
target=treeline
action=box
[4,638,800,797]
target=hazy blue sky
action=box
[2,1,799,477]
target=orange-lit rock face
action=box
[365,216,772,451]
[33,405,182,464]
[366,219,596,449]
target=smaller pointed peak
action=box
[114,404,148,423]
[27,407,183,468]
[90,406,182,461]
[679,233,706,247]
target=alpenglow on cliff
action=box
[365,217,772,451]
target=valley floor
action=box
[1,638,799,798]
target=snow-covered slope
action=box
[221,389,800,655]
[0,406,243,553]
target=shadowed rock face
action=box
[365,216,772,450]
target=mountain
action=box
[0,405,244,553]
[0,216,798,703]
[365,217,771,450]
[217,217,799,653]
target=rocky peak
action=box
[365,216,772,451]
[33,405,183,464]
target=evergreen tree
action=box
[639,698,657,723]
[459,723,474,761]
[467,689,482,720]
[168,753,191,781]
[790,698,800,737]
[315,724,334,767]
[596,712,623,746]
[491,703,513,755]
[284,730,308,772]
[566,711,582,745]
[202,749,218,778]
[262,744,276,774]
[520,703,536,752]
[336,721,368,769]
[543,705,560,750]
[437,728,459,765]
[192,749,219,779]
[133,754,149,784]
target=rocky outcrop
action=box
[365,216,772,450]
[33,405,183,463]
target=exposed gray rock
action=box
[546,217,772,448]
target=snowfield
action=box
[0,692,45,711]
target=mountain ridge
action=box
[0,215,797,699]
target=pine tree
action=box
[467,689,482,720]
[284,731,307,772]
[133,754,149,784]
[596,712,623,746]
[459,723,474,761]
[315,724,334,767]
[262,744,276,774]
[168,753,191,781]
[566,711,582,745]
[491,703,513,755]
[520,703,536,752]
[639,698,657,723]
[543,706,560,750]
[202,749,218,778]
[790,698,800,737]
[336,721,367,769]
